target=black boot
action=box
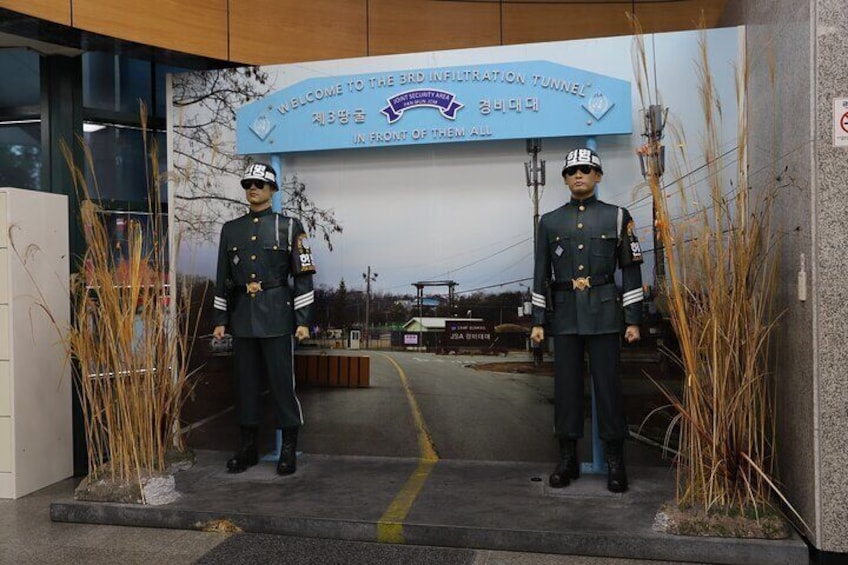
[548,438,579,488]
[276,426,299,476]
[605,440,628,493]
[226,426,258,473]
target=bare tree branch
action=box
[171,67,342,248]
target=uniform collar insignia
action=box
[570,194,598,206]
[248,207,274,218]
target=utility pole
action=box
[362,266,378,349]
[637,105,668,286]
[524,139,546,367]
[524,138,546,254]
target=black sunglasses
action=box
[564,165,596,176]
[241,179,268,190]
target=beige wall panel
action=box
[0,0,71,25]
[73,0,228,60]
[503,1,724,45]
[0,306,7,360]
[368,0,501,56]
[0,193,5,249]
[0,250,7,304]
[0,417,10,473]
[230,0,367,65]
[0,362,8,416]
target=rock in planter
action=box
[653,501,791,539]
[74,449,194,506]
[75,471,180,506]
[165,447,196,474]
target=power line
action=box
[427,236,531,279]
[624,144,740,212]
[380,235,532,292]
[456,242,533,289]
[387,231,530,273]
[457,277,532,294]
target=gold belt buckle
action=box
[246,281,263,294]
[572,277,591,291]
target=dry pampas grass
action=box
[631,17,807,533]
[61,103,202,498]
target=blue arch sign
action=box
[236,61,631,154]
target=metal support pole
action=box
[643,105,667,284]
[524,138,545,253]
[584,360,605,474]
[365,267,371,349]
[583,136,604,473]
[271,154,283,213]
[417,285,423,351]
[266,153,285,461]
[42,55,87,475]
[524,138,546,365]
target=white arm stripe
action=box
[294,290,315,310]
[531,292,546,308]
[622,288,643,300]
[214,296,228,311]
[622,288,643,307]
[617,207,623,243]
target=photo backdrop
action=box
[168,27,741,307]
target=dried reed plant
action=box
[61,105,201,495]
[631,21,801,526]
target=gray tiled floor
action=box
[0,479,228,565]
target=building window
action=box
[0,122,41,190]
[0,48,39,108]
[84,53,153,116]
[82,53,186,204]
[0,49,41,190]
[83,126,166,203]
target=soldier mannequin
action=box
[213,162,316,476]
[530,148,644,493]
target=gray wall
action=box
[722,0,848,553]
[813,0,848,553]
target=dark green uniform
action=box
[214,207,316,428]
[532,194,643,440]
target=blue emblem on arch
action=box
[582,90,614,121]
[250,114,276,140]
[381,89,464,124]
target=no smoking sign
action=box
[834,98,848,147]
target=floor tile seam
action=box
[395,523,811,561]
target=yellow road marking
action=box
[376,353,439,543]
